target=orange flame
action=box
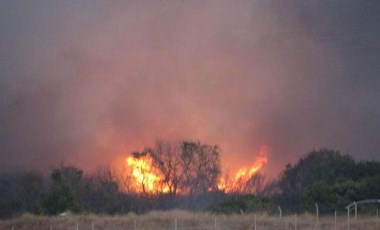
[125,146,268,194]
[218,146,268,192]
[126,155,169,194]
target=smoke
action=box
[1,0,379,175]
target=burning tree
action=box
[147,141,182,195]
[123,141,269,196]
[125,140,221,196]
[126,151,167,195]
[180,141,221,195]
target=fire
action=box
[126,155,169,194]
[125,145,268,194]
[218,146,268,192]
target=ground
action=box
[0,211,378,230]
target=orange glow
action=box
[125,146,268,194]
[218,146,268,192]
[126,155,169,194]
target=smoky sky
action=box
[1,0,379,176]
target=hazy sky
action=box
[1,0,379,176]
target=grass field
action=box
[0,210,379,230]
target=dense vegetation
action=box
[209,195,277,214]
[0,145,379,219]
[275,149,380,213]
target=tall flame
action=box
[126,155,169,194]
[217,145,268,192]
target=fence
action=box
[3,208,380,230]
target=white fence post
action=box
[334,210,337,230]
[347,207,350,230]
[278,206,282,219]
[76,219,79,230]
[214,217,217,230]
[254,214,257,230]
[315,203,319,222]
[354,202,357,220]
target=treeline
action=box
[0,142,379,219]
[0,164,223,218]
[0,140,227,218]
[274,149,380,213]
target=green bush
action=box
[209,195,276,214]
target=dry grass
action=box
[0,211,379,230]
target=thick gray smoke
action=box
[1,0,379,176]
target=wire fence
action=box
[2,211,380,230]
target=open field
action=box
[0,211,379,230]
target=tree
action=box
[128,140,222,196]
[0,173,22,219]
[276,149,356,212]
[180,141,221,195]
[80,167,128,214]
[354,161,380,180]
[302,181,336,212]
[242,173,268,195]
[20,172,44,212]
[40,165,83,215]
[147,141,182,196]
[110,162,135,193]
[129,150,162,195]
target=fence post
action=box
[294,213,297,230]
[377,209,379,227]
[354,202,357,220]
[334,210,337,230]
[254,214,257,230]
[91,221,94,230]
[76,220,79,230]
[214,217,217,230]
[278,206,282,219]
[315,203,319,222]
[134,219,137,230]
[347,207,350,230]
